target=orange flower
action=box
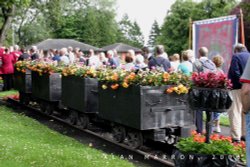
[191,130,198,136]
[111,84,119,90]
[163,72,170,79]
[111,73,119,81]
[166,87,173,94]
[210,134,220,141]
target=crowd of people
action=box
[0,43,249,143]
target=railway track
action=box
[3,98,175,167]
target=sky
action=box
[116,0,176,44]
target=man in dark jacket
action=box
[228,43,250,142]
[148,45,171,71]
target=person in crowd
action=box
[59,48,70,65]
[186,49,195,63]
[88,49,101,68]
[106,50,118,68]
[240,57,250,165]
[68,46,75,64]
[123,52,135,71]
[212,54,225,133]
[113,49,120,67]
[30,46,39,60]
[156,45,168,60]
[228,43,250,142]
[1,48,16,90]
[178,50,193,75]
[78,50,85,63]
[42,50,50,62]
[170,53,180,72]
[193,47,216,72]
[48,49,55,58]
[135,54,147,70]
[193,47,216,134]
[142,46,153,63]
[99,52,108,65]
[52,50,61,62]
[148,45,171,72]
[11,45,22,60]
[18,49,30,61]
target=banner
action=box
[193,15,238,73]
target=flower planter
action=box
[173,150,239,167]
[98,84,193,130]
[61,76,98,113]
[31,71,61,101]
[13,69,32,93]
[189,87,233,112]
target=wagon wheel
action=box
[112,126,126,143]
[77,114,89,129]
[68,111,78,125]
[127,130,143,149]
[45,104,54,115]
[39,101,46,113]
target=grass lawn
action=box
[203,114,230,127]
[0,100,134,166]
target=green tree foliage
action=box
[118,14,144,48]
[158,0,237,55]
[0,0,31,44]
[147,20,160,48]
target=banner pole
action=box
[189,18,192,49]
[240,8,245,45]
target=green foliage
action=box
[148,20,161,47]
[158,0,238,55]
[177,136,238,155]
[118,14,144,48]
[0,105,134,167]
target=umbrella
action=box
[26,39,99,51]
[101,43,141,53]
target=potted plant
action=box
[174,131,246,167]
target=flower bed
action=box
[174,131,246,166]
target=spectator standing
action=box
[240,58,250,166]
[178,51,193,75]
[18,49,30,61]
[68,46,75,64]
[193,47,216,134]
[30,46,39,60]
[12,45,22,60]
[106,50,118,68]
[88,49,101,68]
[113,49,120,67]
[156,45,168,60]
[228,43,250,142]
[99,52,108,65]
[170,53,180,72]
[148,45,171,72]
[135,54,147,70]
[1,48,16,90]
[212,54,225,133]
[123,52,135,71]
[142,46,153,63]
[52,50,61,62]
[60,48,70,65]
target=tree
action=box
[118,14,144,48]
[147,20,160,48]
[157,0,237,55]
[0,0,30,44]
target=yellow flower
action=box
[102,84,107,90]
[122,82,129,88]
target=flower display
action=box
[24,61,63,75]
[99,69,191,92]
[191,72,232,89]
[61,65,97,78]
[15,61,30,73]
[176,130,246,163]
